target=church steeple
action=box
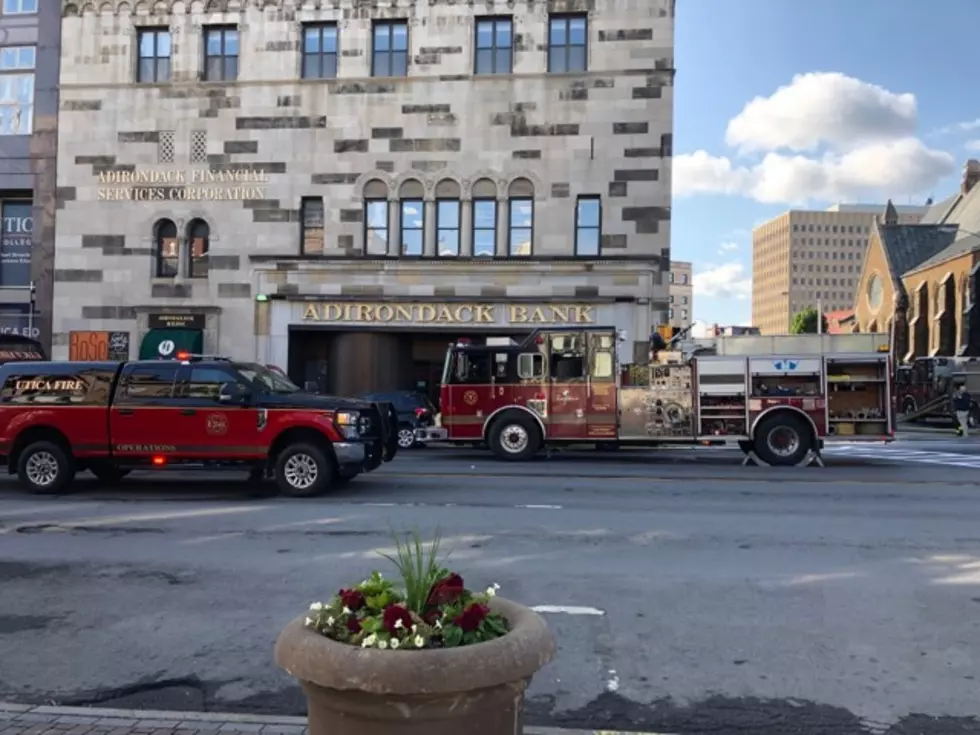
[883,199,898,226]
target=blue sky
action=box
[673,0,980,326]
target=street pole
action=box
[817,297,823,335]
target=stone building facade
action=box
[0,0,60,348]
[52,0,674,395]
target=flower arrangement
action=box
[303,531,509,650]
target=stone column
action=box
[495,196,509,257]
[423,200,436,257]
[387,198,399,256]
[460,201,473,257]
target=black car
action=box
[360,391,437,449]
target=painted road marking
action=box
[823,444,980,468]
[532,605,605,616]
[516,504,563,509]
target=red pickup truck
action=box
[0,356,399,496]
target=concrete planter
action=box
[274,597,556,735]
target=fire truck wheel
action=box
[17,441,75,495]
[275,443,334,497]
[488,413,541,461]
[752,413,813,467]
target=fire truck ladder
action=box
[901,395,950,423]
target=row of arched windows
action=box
[153,218,210,278]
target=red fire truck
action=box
[896,356,980,428]
[416,327,894,466]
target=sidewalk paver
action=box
[0,703,671,735]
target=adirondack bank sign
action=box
[301,302,597,325]
[96,168,268,201]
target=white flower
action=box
[394,619,404,629]
[492,583,500,591]
[390,638,400,649]
[485,586,497,597]
[326,616,335,626]
[434,619,443,630]
[342,606,352,616]
[305,617,314,627]
[411,624,418,632]
[378,639,388,650]
[309,602,323,611]
[414,635,425,648]
[362,633,377,647]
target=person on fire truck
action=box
[953,383,972,437]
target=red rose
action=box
[453,603,489,633]
[338,588,366,611]
[382,604,414,636]
[427,573,465,606]
[346,617,361,634]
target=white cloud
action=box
[726,72,917,153]
[966,140,980,152]
[693,262,752,301]
[675,72,956,206]
[676,137,955,205]
[718,241,739,254]
[938,118,980,135]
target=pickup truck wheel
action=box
[275,443,334,498]
[18,441,75,495]
[89,463,130,484]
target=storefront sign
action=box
[0,306,39,339]
[69,331,130,361]
[0,201,32,287]
[97,168,267,202]
[148,313,206,330]
[301,302,596,325]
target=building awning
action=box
[139,328,203,360]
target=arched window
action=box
[154,218,178,278]
[435,179,461,257]
[187,219,210,278]
[363,179,389,256]
[507,178,534,257]
[398,179,425,257]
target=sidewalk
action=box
[0,703,667,735]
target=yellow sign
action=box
[301,302,596,325]
[97,168,268,201]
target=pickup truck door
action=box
[173,365,264,459]
[110,362,181,458]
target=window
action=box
[574,196,601,256]
[187,219,209,278]
[399,199,424,256]
[364,200,389,256]
[0,46,35,135]
[137,28,171,82]
[436,200,460,257]
[204,26,238,81]
[681,296,688,305]
[473,200,497,257]
[372,20,408,77]
[0,199,31,287]
[2,0,36,13]
[475,17,512,74]
[181,366,234,400]
[508,198,533,256]
[680,273,688,284]
[669,272,675,283]
[668,307,674,319]
[302,23,338,79]
[547,14,587,73]
[154,218,179,278]
[517,353,545,379]
[681,309,688,320]
[668,295,674,303]
[120,364,179,400]
[301,197,324,254]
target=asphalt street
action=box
[2,440,980,734]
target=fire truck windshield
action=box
[235,362,300,394]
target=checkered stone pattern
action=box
[52,0,675,359]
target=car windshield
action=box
[235,362,300,393]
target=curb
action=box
[0,702,674,735]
